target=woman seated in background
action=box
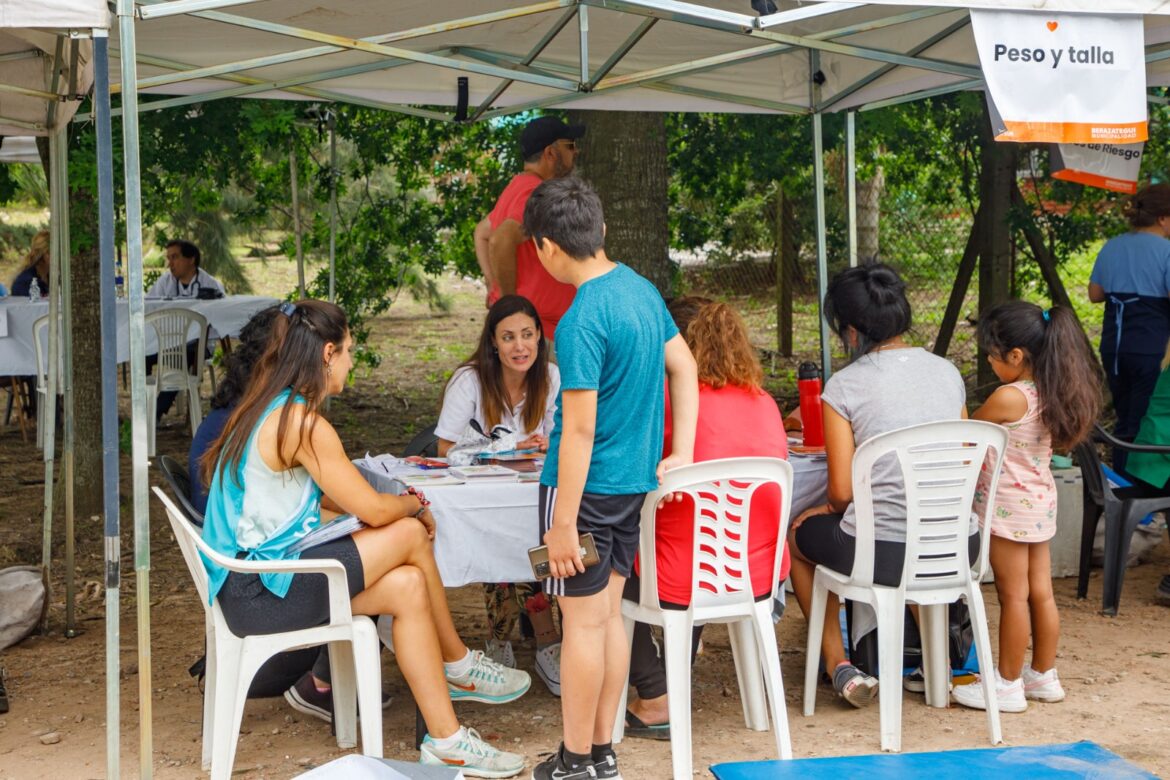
[10,230,49,297]
[189,305,279,516]
[436,294,563,694]
[787,262,971,709]
[1120,337,1170,606]
[624,297,789,739]
[200,299,529,778]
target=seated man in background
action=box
[148,239,224,299]
[147,240,224,421]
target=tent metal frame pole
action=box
[164,8,580,91]
[54,124,77,638]
[587,16,656,88]
[329,114,337,303]
[291,139,305,299]
[41,35,66,632]
[92,29,122,780]
[811,50,831,381]
[128,0,573,90]
[578,3,589,85]
[469,6,578,121]
[846,110,858,268]
[118,0,155,774]
[137,0,271,19]
[859,78,983,112]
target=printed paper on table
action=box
[971,10,1147,144]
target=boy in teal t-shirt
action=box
[523,177,698,780]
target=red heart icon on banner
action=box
[1047,21,1058,31]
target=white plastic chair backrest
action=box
[636,457,793,614]
[155,486,212,608]
[849,420,1007,591]
[146,308,207,383]
[32,314,63,394]
[154,485,356,630]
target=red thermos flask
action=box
[797,362,824,447]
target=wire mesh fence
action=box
[677,180,1105,405]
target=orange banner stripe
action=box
[997,120,1148,145]
[1051,168,1137,194]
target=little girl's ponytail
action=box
[978,301,1102,450]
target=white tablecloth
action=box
[357,455,828,587]
[0,295,279,376]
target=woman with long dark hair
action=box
[787,263,970,709]
[436,294,562,695]
[200,299,529,777]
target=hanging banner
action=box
[970,10,1147,144]
[1051,142,1144,194]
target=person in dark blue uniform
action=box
[1089,183,1170,474]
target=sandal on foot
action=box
[625,709,670,740]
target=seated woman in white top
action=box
[436,295,563,694]
[200,299,529,777]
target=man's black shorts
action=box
[538,484,645,597]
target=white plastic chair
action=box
[613,457,794,779]
[153,487,383,780]
[146,308,207,456]
[801,420,1008,753]
[32,313,63,451]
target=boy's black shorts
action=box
[538,484,645,597]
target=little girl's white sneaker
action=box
[952,669,1027,713]
[1022,665,1065,702]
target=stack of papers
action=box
[448,464,520,482]
[398,472,465,486]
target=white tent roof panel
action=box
[0,0,110,29]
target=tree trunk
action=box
[64,132,105,526]
[565,110,672,295]
[856,168,884,263]
[977,115,1017,393]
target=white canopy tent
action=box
[7,0,1164,774]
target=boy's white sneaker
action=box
[447,649,531,704]
[951,670,1027,713]
[420,727,525,778]
[1022,665,1066,702]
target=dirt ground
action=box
[2,271,1170,778]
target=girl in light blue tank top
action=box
[197,299,530,775]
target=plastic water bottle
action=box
[797,361,825,447]
[28,277,40,302]
[115,258,125,298]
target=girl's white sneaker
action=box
[1022,665,1066,702]
[952,670,1027,713]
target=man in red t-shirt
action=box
[473,117,584,337]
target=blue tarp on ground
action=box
[710,741,1156,779]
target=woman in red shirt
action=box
[624,298,789,739]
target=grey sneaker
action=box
[448,649,532,704]
[420,727,525,778]
[832,663,879,708]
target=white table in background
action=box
[0,295,279,377]
[356,455,828,587]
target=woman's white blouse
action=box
[435,364,560,443]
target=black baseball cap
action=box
[519,116,586,158]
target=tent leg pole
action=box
[291,140,305,299]
[53,119,77,639]
[846,110,858,268]
[813,111,831,380]
[118,2,154,775]
[329,116,337,303]
[93,30,122,780]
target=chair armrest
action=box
[1093,424,1170,455]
